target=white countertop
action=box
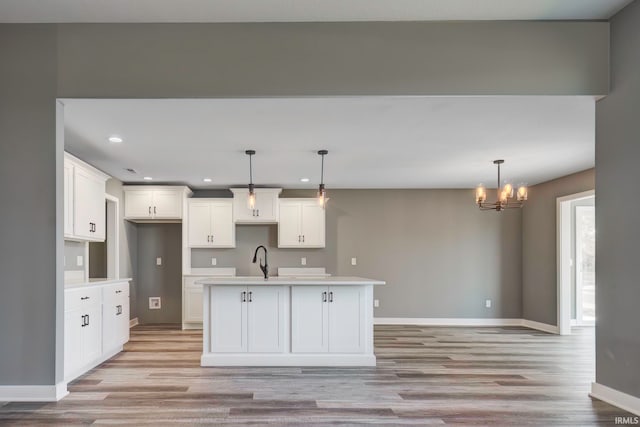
[196,276,385,286]
[65,278,132,289]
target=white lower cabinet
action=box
[184,283,204,323]
[210,285,286,353]
[292,286,365,354]
[64,281,130,382]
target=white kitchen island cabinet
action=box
[198,276,384,367]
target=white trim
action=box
[521,319,559,334]
[374,317,522,326]
[201,353,376,367]
[591,382,640,416]
[0,382,68,402]
[556,189,595,336]
[105,194,120,279]
[129,317,139,328]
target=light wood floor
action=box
[0,325,630,425]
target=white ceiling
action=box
[63,97,594,189]
[0,0,632,23]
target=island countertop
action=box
[196,276,385,286]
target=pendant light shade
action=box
[317,150,329,208]
[246,150,256,209]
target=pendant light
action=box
[475,160,528,212]
[317,150,329,208]
[246,150,256,209]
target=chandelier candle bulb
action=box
[517,186,528,201]
[476,186,487,204]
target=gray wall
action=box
[0,25,61,385]
[105,178,138,319]
[522,169,595,326]
[88,241,107,278]
[595,0,640,399]
[64,241,86,272]
[56,22,608,97]
[136,224,182,324]
[195,189,523,319]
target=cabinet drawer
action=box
[65,287,102,311]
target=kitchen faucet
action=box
[252,245,269,279]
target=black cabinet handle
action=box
[256,209,259,217]
[86,314,89,326]
[302,235,305,243]
[248,291,253,302]
[154,206,157,214]
[329,291,333,303]
[81,315,86,327]
[116,305,122,315]
[241,291,246,302]
[149,206,151,215]
[322,291,327,302]
[81,296,90,300]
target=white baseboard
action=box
[201,353,376,367]
[374,317,522,326]
[521,319,559,334]
[0,382,68,402]
[591,382,640,416]
[374,317,560,334]
[129,317,139,328]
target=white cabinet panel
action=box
[82,300,103,363]
[291,286,328,353]
[210,286,247,353]
[152,190,182,219]
[64,161,74,237]
[210,202,234,247]
[124,186,191,221]
[328,286,365,353]
[103,282,130,351]
[184,285,204,323]
[230,188,281,223]
[247,286,286,353]
[64,308,83,378]
[278,199,325,248]
[124,190,154,219]
[188,202,211,247]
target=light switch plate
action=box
[351,257,357,266]
[211,258,217,266]
[156,257,162,266]
[485,299,492,308]
[301,257,307,266]
[374,299,380,308]
[76,255,83,267]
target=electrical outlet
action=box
[149,297,161,309]
[211,258,217,266]
[351,257,357,266]
[301,257,307,266]
[156,257,162,266]
[485,299,492,308]
[374,299,380,308]
[76,255,83,267]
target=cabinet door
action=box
[118,294,130,346]
[64,308,83,379]
[278,202,302,247]
[152,190,182,219]
[232,189,255,222]
[64,161,74,236]
[328,286,365,353]
[82,301,103,364]
[74,167,99,239]
[102,295,118,352]
[90,182,106,241]
[246,286,286,353]
[254,193,277,221]
[210,286,247,353]
[188,202,211,247]
[184,284,204,323]
[291,286,328,353]
[300,201,325,247]
[125,190,153,219]
[210,202,235,247]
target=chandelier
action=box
[476,160,528,211]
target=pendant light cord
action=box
[320,153,324,185]
[249,153,253,185]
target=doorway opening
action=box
[557,190,595,335]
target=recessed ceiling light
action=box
[143,176,153,181]
[300,178,310,182]
[203,178,212,183]
[108,135,123,143]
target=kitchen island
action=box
[196,276,385,366]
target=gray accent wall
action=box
[0,25,60,385]
[522,169,595,326]
[56,22,608,97]
[595,0,640,399]
[195,189,523,319]
[136,224,183,324]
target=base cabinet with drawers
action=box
[64,280,131,382]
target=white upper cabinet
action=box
[64,153,109,242]
[124,186,192,222]
[187,199,235,248]
[230,188,281,224]
[278,199,326,248]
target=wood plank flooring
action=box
[0,325,632,425]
